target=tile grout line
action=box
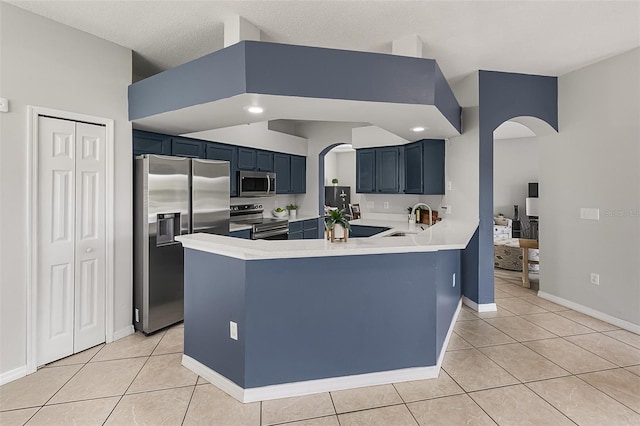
[179,384,197,425]
[102,332,166,425]
[573,371,640,416]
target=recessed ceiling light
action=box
[411,126,425,132]
[247,106,264,114]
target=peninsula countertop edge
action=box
[176,218,479,260]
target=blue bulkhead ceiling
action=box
[128,41,461,134]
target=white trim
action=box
[537,291,640,334]
[26,106,116,373]
[462,296,497,312]
[0,366,27,386]
[437,298,462,366]
[113,325,135,341]
[183,298,463,403]
[183,355,439,403]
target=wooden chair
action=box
[519,238,539,288]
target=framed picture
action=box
[349,203,361,219]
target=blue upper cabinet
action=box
[274,153,291,193]
[290,155,306,194]
[356,147,401,193]
[376,147,402,193]
[421,139,445,195]
[356,149,376,193]
[133,130,171,156]
[274,153,306,194]
[404,141,424,194]
[171,137,205,158]
[256,150,274,172]
[404,139,445,195]
[237,148,257,170]
[206,142,238,197]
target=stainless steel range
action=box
[230,203,289,240]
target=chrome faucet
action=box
[410,203,433,226]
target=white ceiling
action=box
[9,1,640,82]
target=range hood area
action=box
[128,41,462,140]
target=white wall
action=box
[443,73,479,222]
[493,137,539,218]
[186,121,308,156]
[296,122,360,216]
[324,151,339,185]
[0,4,133,378]
[539,48,640,327]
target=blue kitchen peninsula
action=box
[176,219,477,403]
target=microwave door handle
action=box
[266,175,271,194]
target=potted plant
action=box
[331,178,339,186]
[286,203,298,219]
[325,208,351,242]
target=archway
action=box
[492,117,557,290]
[317,142,352,216]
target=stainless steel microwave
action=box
[238,171,276,197]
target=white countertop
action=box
[178,218,478,260]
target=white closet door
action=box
[73,122,106,353]
[37,117,106,366]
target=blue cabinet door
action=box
[404,142,423,194]
[274,153,291,193]
[256,150,274,172]
[237,148,257,170]
[171,137,205,158]
[349,225,390,238]
[422,139,445,195]
[303,218,319,239]
[132,130,171,155]
[230,229,251,239]
[206,142,238,197]
[376,147,400,193]
[356,149,376,193]
[290,155,306,194]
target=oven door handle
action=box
[253,227,288,240]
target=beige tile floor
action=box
[2,269,640,425]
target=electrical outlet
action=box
[452,272,456,288]
[441,205,451,214]
[447,181,452,191]
[383,201,389,209]
[366,201,374,209]
[590,273,600,285]
[230,321,238,340]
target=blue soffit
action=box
[129,41,462,139]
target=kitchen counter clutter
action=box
[177,218,478,260]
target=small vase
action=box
[289,210,297,219]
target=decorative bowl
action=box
[273,209,288,218]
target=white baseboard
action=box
[183,355,439,403]
[0,365,27,386]
[537,291,640,334]
[112,325,134,341]
[463,296,497,312]
[182,298,463,403]
[437,298,462,366]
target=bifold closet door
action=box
[37,116,106,366]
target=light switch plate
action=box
[230,321,238,340]
[580,208,600,220]
[0,98,8,113]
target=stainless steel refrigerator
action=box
[134,155,230,334]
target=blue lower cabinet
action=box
[303,218,319,239]
[289,219,319,240]
[350,225,390,238]
[230,229,251,239]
